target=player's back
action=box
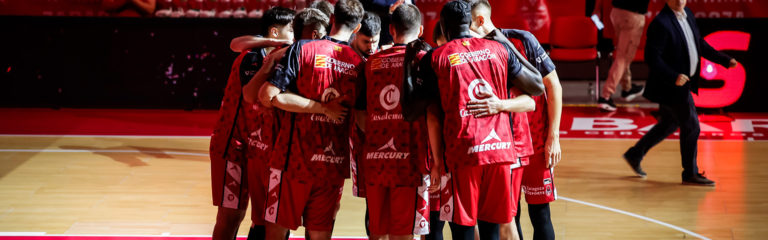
[362,45,428,187]
[270,38,364,184]
[428,37,516,169]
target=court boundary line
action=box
[0,233,367,239]
[0,149,716,239]
[559,196,711,240]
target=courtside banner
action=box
[647,0,768,19]
[560,107,768,141]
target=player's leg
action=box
[521,156,557,240]
[527,203,554,240]
[515,198,523,240]
[247,146,269,240]
[449,222,475,240]
[478,220,500,240]
[213,207,247,240]
[425,210,444,240]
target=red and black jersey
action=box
[268,37,364,184]
[419,36,524,170]
[500,29,557,153]
[354,45,429,187]
[210,46,280,178]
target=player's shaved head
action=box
[469,0,491,18]
[391,3,422,37]
[439,0,472,41]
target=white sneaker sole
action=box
[599,103,617,112]
[622,88,645,102]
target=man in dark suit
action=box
[623,0,738,186]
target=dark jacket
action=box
[643,5,732,104]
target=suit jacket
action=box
[643,5,732,104]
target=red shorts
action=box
[366,175,430,236]
[247,149,268,225]
[429,190,440,212]
[264,168,344,231]
[211,139,250,210]
[439,164,513,226]
[521,153,557,204]
[510,160,525,215]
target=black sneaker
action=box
[598,97,617,112]
[682,172,715,186]
[621,84,645,102]
[623,148,646,178]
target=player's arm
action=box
[243,48,287,104]
[467,88,535,118]
[486,29,544,96]
[426,103,445,194]
[130,0,156,15]
[230,35,292,53]
[544,71,562,168]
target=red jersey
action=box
[268,37,364,184]
[210,48,278,168]
[499,29,557,153]
[354,45,429,187]
[420,36,524,169]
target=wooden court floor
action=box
[0,136,766,240]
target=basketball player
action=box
[354,4,430,240]
[467,1,561,240]
[414,1,543,240]
[253,1,365,239]
[350,12,382,59]
[209,6,295,240]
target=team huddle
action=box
[209,1,563,240]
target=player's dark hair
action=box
[261,7,296,36]
[293,8,330,39]
[333,0,365,30]
[432,21,444,44]
[309,0,334,19]
[391,4,422,36]
[440,0,472,40]
[358,12,381,37]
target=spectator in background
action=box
[350,12,381,59]
[623,0,738,186]
[360,0,407,48]
[597,0,650,111]
[102,0,157,17]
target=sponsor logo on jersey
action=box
[366,137,411,160]
[543,178,552,185]
[467,128,512,154]
[448,49,496,66]
[371,56,404,70]
[379,84,400,110]
[315,55,329,68]
[314,54,358,76]
[311,141,345,164]
[460,79,494,118]
[250,128,268,151]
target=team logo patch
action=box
[543,178,552,185]
[315,55,329,68]
[379,84,400,110]
[467,79,493,102]
[333,45,343,52]
[462,40,470,46]
[448,53,463,66]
